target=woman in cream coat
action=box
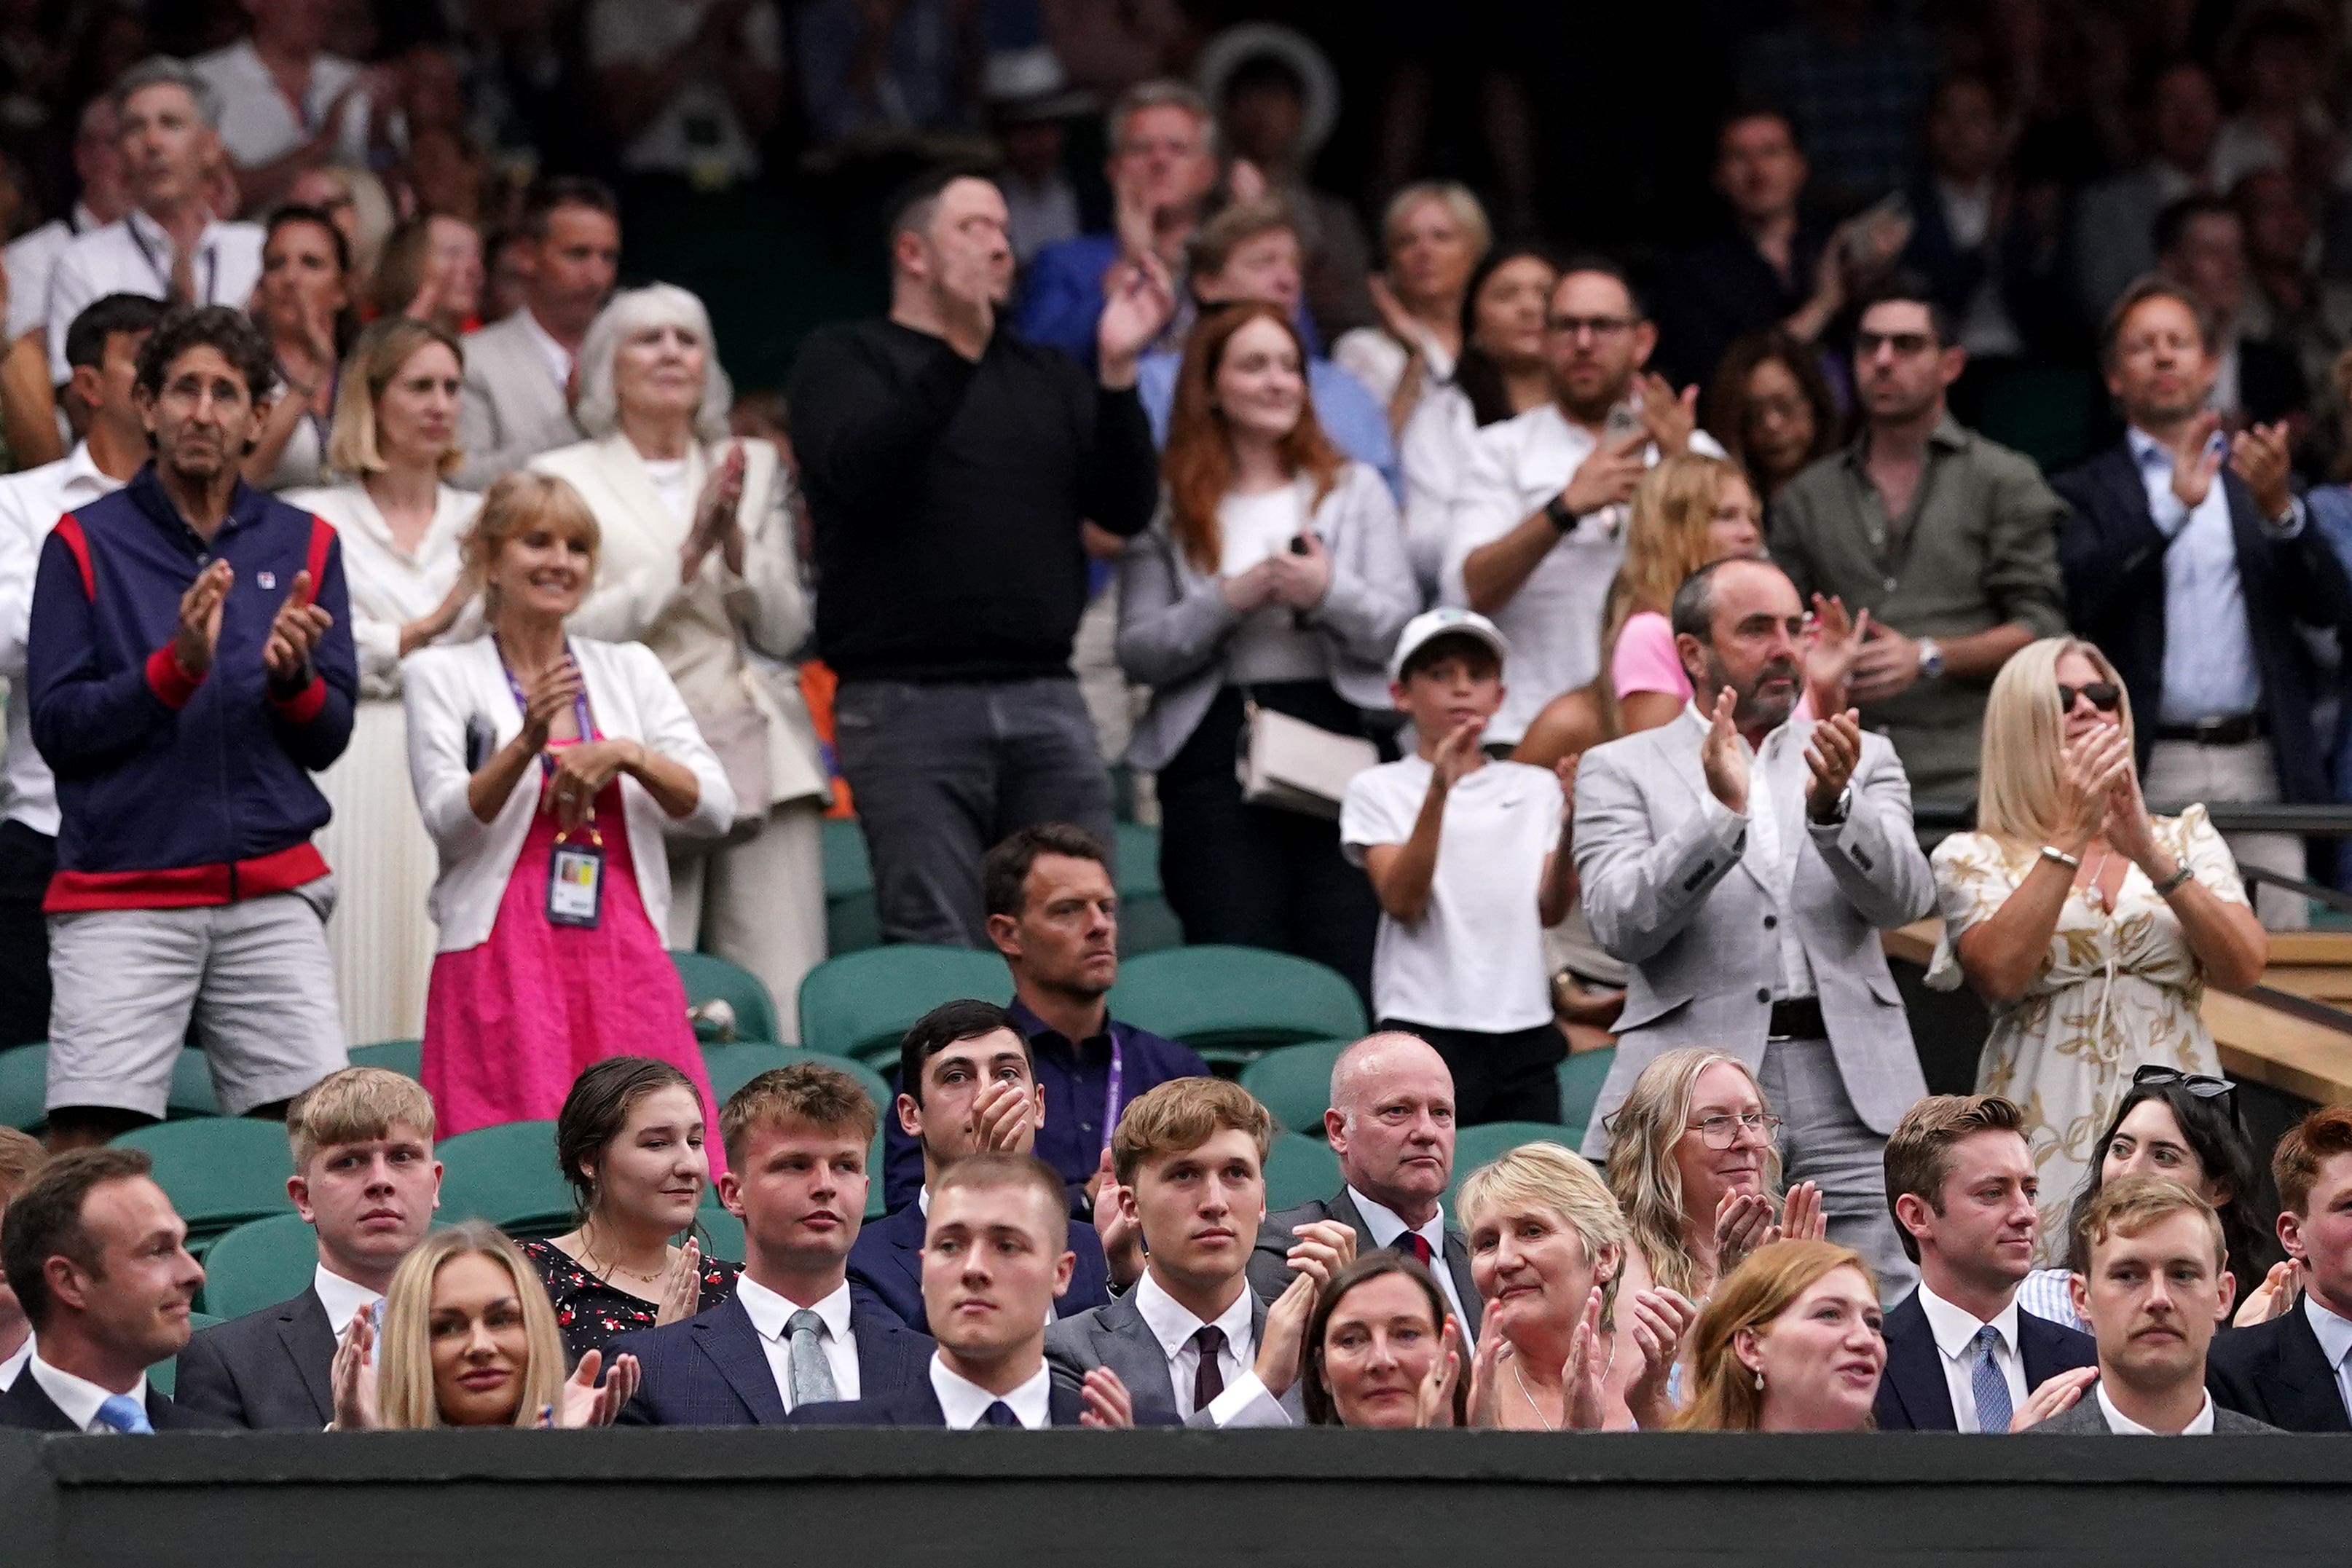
[530,284,827,1039]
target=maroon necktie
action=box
[1192,1325,1226,1411]
[1398,1232,1434,1266]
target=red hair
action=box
[1162,302,1345,572]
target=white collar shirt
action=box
[0,442,128,832]
[2125,425,2279,724]
[2302,1293,2352,1424]
[929,1355,1053,1430]
[312,1264,385,1341]
[1350,1186,1474,1347]
[2096,1382,2217,1434]
[1132,1270,1284,1426]
[519,308,575,394]
[0,1336,30,1391]
[1915,1280,2027,1433]
[44,209,267,381]
[27,1352,143,1433]
[733,1273,860,1410]
[1685,702,1819,1001]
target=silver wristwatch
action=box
[1915,637,1944,681]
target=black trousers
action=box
[1382,1017,1565,1126]
[0,820,54,1048]
[1155,684,1379,1007]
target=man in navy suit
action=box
[852,999,1119,1332]
[0,1147,232,1431]
[1874,1094,2096,1433]
[2212,1105,2352,1432]
[614,1063,932,1426]
[791,1153,1152,1428]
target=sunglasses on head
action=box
[2131,1063,2234,1101]
[2058,682,2122,713]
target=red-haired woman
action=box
[1117,302,1417,1000]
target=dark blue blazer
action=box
[0,1369,234,1431]
[610,1291,932,1427]
[1872,1288,2099,1431]
[847,1198,1112,1335]
[785,1372,1090,1429]
[2209,1301,2352,1433]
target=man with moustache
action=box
[1575,554,1934,1293]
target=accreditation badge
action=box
[547,825,605,929]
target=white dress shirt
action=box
[2303,1293,2352,1423]
[4,203,101,342]
[1688,701,1824,1001]
[2096,1382,2217,1434]
[44,208,267,382]
[517,307,574,395]
[0,442,128,834]
[25,1352,145,1433]
[1914,1280,2027,1433]
[733,1273,860,1411]
[1350,1186,1475,1347]
[1130,1271,1288,1427]
[0,1336,30,1390]
[192,41,372,173]
[283,483,478,698]
[312,1264,385,1341]
[929,1354,1053,1429]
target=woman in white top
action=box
[1118,301,1417,1003]
[286,316,480,1044]
[530,284,826,1040]
[1331,181,1490,433]
[245,204,355,492]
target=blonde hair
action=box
[1380,181,1492,269]
[324,316,465,478]
[1457,1141,1632,1327]
[375,1223,568,1429]
[0,1125,45,1201]
[1604,1048,1782,1300]
[718,1062,878,1172]
[1668,1239,1875,1431]
[463,471,602,616]
[1598,454,1747,733]
[2077,1173,2227,1275]
[573,283,733,444]
[1110,1077,1274,1186]
[286,1067,436,1172]
[1975,637,2136,854]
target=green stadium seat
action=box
[1111,946,1367,1068]
[822,817,881,956]
[1557,1047,1616,1143]
[1236,1039,1352,1135]
[147,1312,222,1398]
[166,1049,221,1119]
[692,1203,745,1263]
[797,945,1007,1065]
[1111,822,1183,956]
[701,1041,892,1114]
[114,1119,295,1250]
[347,1039,423,1079]
[1446,1122,1586,1207]
[670,951,781,1044]
[0,1042,45,1131]
[199,1213,321,1321]
[436,1121,575,1239]
[1263,1130,1343,1211]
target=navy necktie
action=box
[980,1400,1021,1428]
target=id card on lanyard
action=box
[125,220,218,304]
[548,822,605,928]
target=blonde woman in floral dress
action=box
[1927,637,2268,1248]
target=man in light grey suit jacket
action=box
[1575,556,1932,1294]
[454,177,618,489]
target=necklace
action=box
[2083,847,2112,914]
[1510,1358,1559,1432]
[580,1234,669,1286]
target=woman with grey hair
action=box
[530,283,826,1037]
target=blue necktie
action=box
[95,1392,153,1435]
[980,1400,1021,1428]
[1970,1324,2013,1434]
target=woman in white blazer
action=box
[530,283,826,1039]
[288,317,481,1045]
[405,471,734,1142]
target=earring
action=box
[1753,1370,1765,1392]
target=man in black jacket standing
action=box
[790,168,1173,948]
[2056,276,2351,928]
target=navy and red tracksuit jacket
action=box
[25,465,357,911]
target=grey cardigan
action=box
[1116,461,1416,772]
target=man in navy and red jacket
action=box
[25,304,356,1148]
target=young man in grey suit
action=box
[1245,1032,1481,1344]
[1575,554,1934,1296]
[1047,1079,1340,1427]
[2028,1175,2278,1435]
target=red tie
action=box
[1399,1232,1433,1266]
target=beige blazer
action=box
[455,310,583,491]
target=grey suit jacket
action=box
[1043,1287,1302,1427]
[1244,1187,1483,1342]
[2028,1393,2281,1435]
[1573,707,1935,1157]
[455,310,582,490]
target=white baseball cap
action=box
[1388,607,1511,682]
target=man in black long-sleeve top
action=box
[790,168,1173,947]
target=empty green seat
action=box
[148,1312,222,1398]
[692,1203,746,1263]
[701,1041,892,1114]
[1263,1130,1343,1212]
[436,1120,576,1239]
[822,817,881,956]
[200,1213,320,1320]
[670,950,781,1044]
[114,1119,295,1249]
[347,1039,423,1080]
[0,1042,45,1131]
[166,1049,221,1119]
[797,945,1007,1065]
[1237,1039,1352,1135]
[1557,1046,1616,1143]
[1111,946,1366,1068]
[1447,1122,1586,1207]
[1109,823,1185,953]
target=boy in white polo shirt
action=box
[1340,610,1578,1124]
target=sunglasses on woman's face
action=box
[2058,682,2122,714]
[2132,1063,2234,1100]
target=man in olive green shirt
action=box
[1769,274,2066,809]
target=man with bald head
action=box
[1244,1032,1480,1341]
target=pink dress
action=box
[422,741,723,1166]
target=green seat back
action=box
[436,1120,576,1239]
[1447,1123,1587,1207]
[669,950,781,1045]
[1236,1039,1352,1135]
[166,1049,221,1119]
[114,1119,295,1246]
[701,1042,892,1114]
[1263,1130,1344,1212]
[797,945,1007,1065]
[0,1043,46,1132]
[1556,1047,1616,1143]
[148,1312,223,1398]
[200,1213,322,1321]
[347,1039,423,1080]
[693,1204,746,1264]
[1111,947,1366,1067]
[822,818,881,956]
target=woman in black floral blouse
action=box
[519,1056,741,1365]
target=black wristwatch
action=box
[1543,495,1578,534]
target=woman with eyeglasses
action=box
[1927,637,2269,1242]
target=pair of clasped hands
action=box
[171,561,331,690]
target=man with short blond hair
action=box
[2212,1104,2352,1431]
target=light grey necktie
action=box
[787,1309,838,1406]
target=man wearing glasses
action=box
[1767,272,2066,817]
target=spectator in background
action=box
[368,213,486,339]
[0,1127,45,1389]
[518,1057,737,1367]
[173,1067,442,1429]
[1442,259,1720,750]
[286,318,477,1045]
[2,95,128,347]
[1119,302,1413,1003]
[454,176,619,490]
[2235,167,2352,411]
[795,0,978,151]
[1016,79,1219,367]
[1701,329,1842,508]
[193,0,382,213]
[29,305,355,1150]
[1333,182,1491,435]
[44,58,267,385]
[2156,193,2310,430]
[789,169,1168,948]
[985,47,1087,267]
[534,283,829,1041]
[241,203,354,492]
[401,471,733,1140]
[2056,278,2349,927]
[287,162,393,289]
[482,224,530,323]
[1737,0,1937,216]
[2211,1103,2352,1433]
[1299,1250,1464,1427]
[1136,200,1398,495]
[881,826,1208,1217]
[2209,2,2338,200]
[0,293,159,1052]
[2074,62,2223,324]
[1769,275,2067,810]
[1667,1238,1885,1432]
[590,0,782,194]
[1396,244,1556,599]
[1039,0,1184,98]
